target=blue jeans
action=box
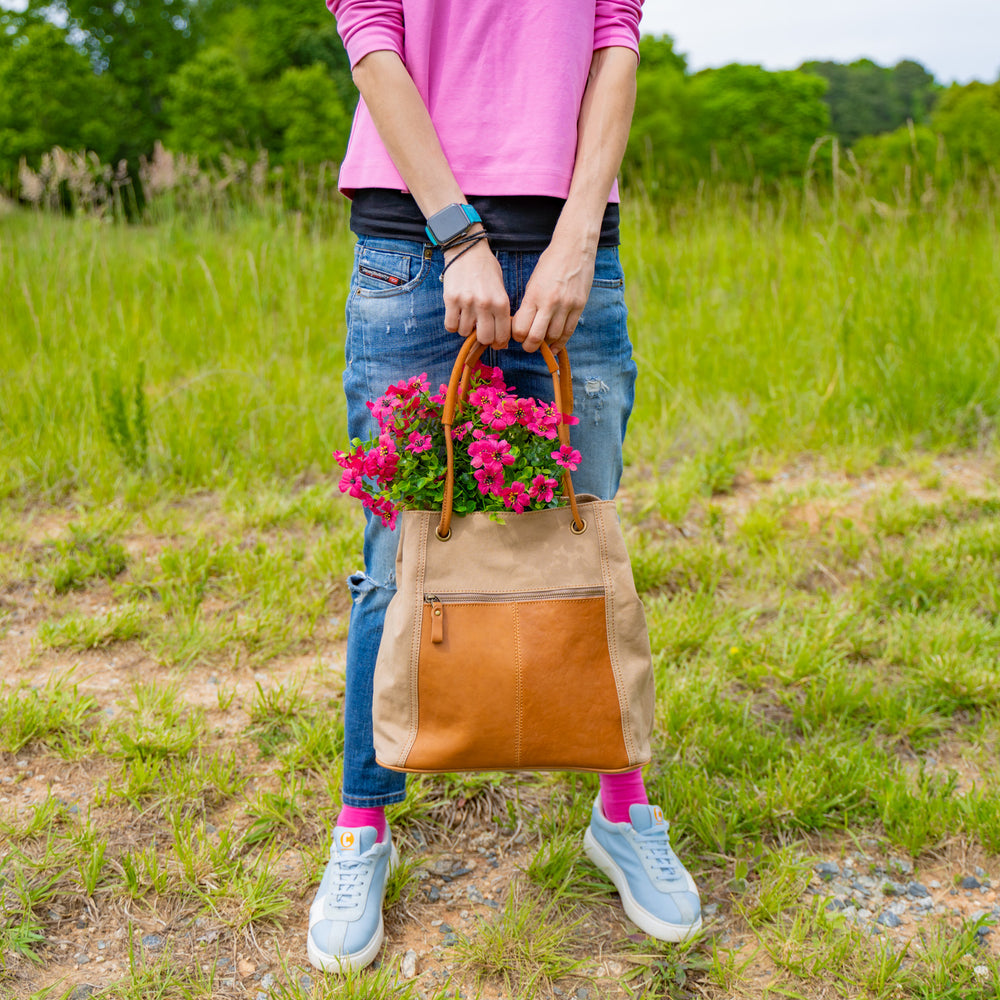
[341,236,637,807]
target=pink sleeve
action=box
[593,0,642,54]
[326,0,405,68]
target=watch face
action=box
[429,204,474,244]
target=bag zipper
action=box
[423,587,604,644]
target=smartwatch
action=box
[424,203,482,247]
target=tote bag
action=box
[372,335,654,773]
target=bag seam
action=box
[597,502,637,764]
[399,513,428,768]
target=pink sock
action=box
[599,768,649,824]
[337,805,387,843]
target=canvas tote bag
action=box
[372,335,654,773]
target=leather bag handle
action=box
[437,334,584,539]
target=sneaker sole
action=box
[306,844,399,973]
[583,828,702,943]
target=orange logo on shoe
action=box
[653,807,664,824]
[340,832,355,849]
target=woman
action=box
[308,0,701,972]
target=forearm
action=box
[351,49,508,346]
[352,50,467,221]
[553,46,639,254]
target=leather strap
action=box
[438,334,584,539]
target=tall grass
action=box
[1,180,999,501]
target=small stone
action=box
[553,989,565,997]
[961,876,982,890]
[466,885,485,905]
[401,950,418,979]
[703,902,719,916]
[907,881,930,898]
[255,993,267,1000]
[484,899,499,909]
[220,978,235,989]
[928,880,941,888]
[882,881,905,896]
[142,934,165,951]
[97,941,106,950]
[913,897,934,910]
[877,911,903,928]
[576,989,591,1000]
[826,899,846,912]
[816,862,840,881]
[68,988,97,1000]
[443,933,459,946]
[426,886,441,902]
[975,866,987,878]
[889,857,913,876]
[298,976,313,990]
[75,953,91,964]
[439,923,453,934]
[260,973,275,989]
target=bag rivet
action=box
[435,527,452,541]
[570,519,587,535]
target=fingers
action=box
[512,303,582,353]
[442,248,511,349]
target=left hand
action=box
[511,242,595,354]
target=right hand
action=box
[442,235,511,349]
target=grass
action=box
[2,186,1000,997]
[3,182,1000,500]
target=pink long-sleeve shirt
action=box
[327,0,642,199]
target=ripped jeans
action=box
[341,237,637,806]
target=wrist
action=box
[442,225,488,260]
[551,207,601,257]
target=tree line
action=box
[1,0,998,197]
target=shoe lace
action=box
[637,827,680,881]
[329,857,369,908]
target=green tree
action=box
[853,124,946,199]
[626,50,698,191]
[25,0,201,159]
[689,65,830,180]
[164,48,260,160]
[802,58,938,145]
[0,23,114,174]
[265,64,352,165]
[933,81,1000,173]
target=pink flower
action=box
[502,481,530,513]
[528,474,558,504]
[552,445,582,471]
[407,430,432,453]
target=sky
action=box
[2,0,996,85]
[640,0,1000,84]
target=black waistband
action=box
[350,190,620,252]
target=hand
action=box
[442,237,511,348]
[511,241,596,354]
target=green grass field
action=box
[3,185,1000,999]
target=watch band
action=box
[425,203,482,247]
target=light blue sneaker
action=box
[307,825,398,972]
[584,797,702,942]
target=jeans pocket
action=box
[591,246,624,289]
[355,244,430,298]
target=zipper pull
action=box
[425,595,444,644]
